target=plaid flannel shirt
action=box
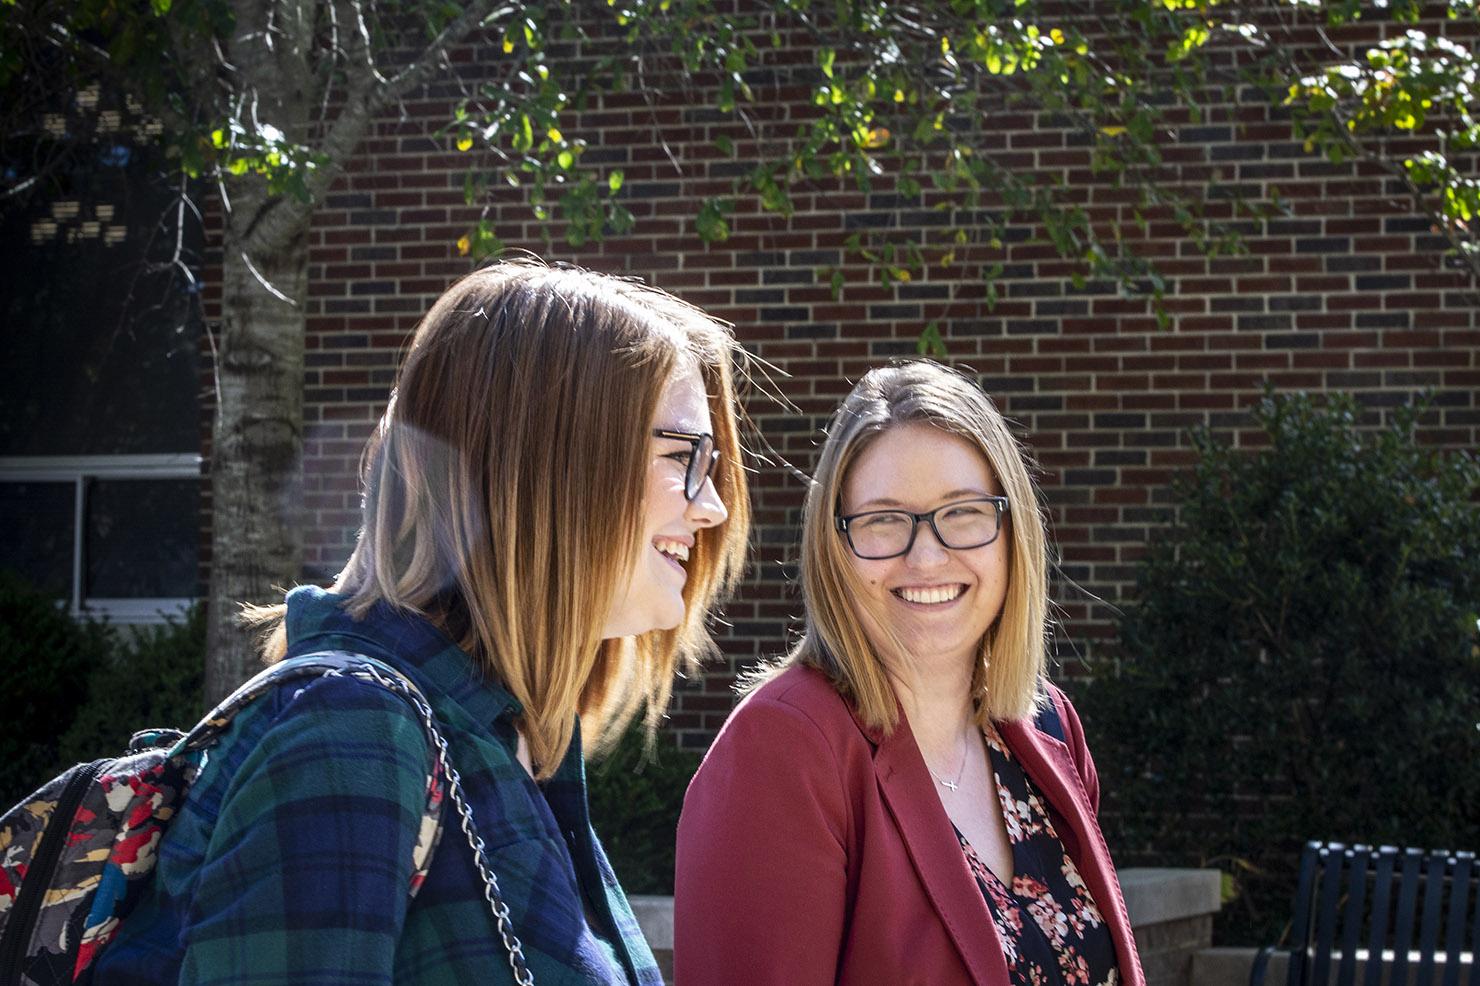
[95,585,663,986]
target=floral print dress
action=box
[955,723,1120,986]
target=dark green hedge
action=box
[1083,392,1480,946]
[56,605,207,767]
[0,574,116,806]
[0,576,206,808]
[587,725,703,895]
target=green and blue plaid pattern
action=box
[95,585,661,986]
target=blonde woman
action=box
[97,261,749,985]
[674,360,1141,986]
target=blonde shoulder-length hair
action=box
[780,359,1048,729]
[253,259,750,779]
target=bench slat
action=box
[1392,848,1427,985]
[1313,844,1348,986]
[1336,845,1371,986]
[1440,853,1473,986]
[1290,842,1324,986]
[1416,850,1449,986]
[1365,848,1399,986]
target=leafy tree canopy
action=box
[2,0,1475,696]
[3,0,1477,297]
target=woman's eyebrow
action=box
[853,488,993,509]
[654,423,709,437]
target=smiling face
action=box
[840,421,1010,674]
[600,362,730,639]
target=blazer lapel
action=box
[994,717,1089,846]
[997,716,1144,986]
[870,713,1011,986]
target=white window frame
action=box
[0,453,203,622]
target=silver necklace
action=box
[927,733,969,792]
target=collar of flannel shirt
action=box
[283,584,524,732]
[280,585,606,838]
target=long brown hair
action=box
[254,260,750,778]
[768,359,1047,729]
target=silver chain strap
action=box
[324,662,536,986]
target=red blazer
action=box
[673,665,1144,986]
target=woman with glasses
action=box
[97,260,749,985]
[673,360,1141,986]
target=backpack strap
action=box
[165,650,427,755]
[162,651,448,902]
[167,651,535,984]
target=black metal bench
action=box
[1250,841,1479,986]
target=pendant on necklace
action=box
[939,778,959,792]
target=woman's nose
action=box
[686,474,728,528]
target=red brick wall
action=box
[201,16,1478,750]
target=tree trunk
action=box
[195,0,497,702]
[203,188,311,704]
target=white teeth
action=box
[654,539,690,563]
[896,585,964,605]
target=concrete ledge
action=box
[629,894,674,950]
[1194,947,1267,986]
[1119,867,1224,927]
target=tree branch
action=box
[381,0,509,102]
[243,0,509,255]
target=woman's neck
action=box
[885,650,978,761]
[514,729,536,780]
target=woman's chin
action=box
[632,602,687,638]
[653,603,686,633]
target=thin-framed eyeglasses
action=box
[653,429,720,501]
[835,496,1010,560]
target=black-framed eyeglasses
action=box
[653,429,720,501]
[835,496,1010,560]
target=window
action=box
[1,108,204,622]
[0,455,201,620]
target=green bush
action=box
[0,573,115,806]
[57,604,206,766]
[1083,392,1480,946]
[588,725,703,895]
[0,574,206,808]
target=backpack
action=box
[0,652,450,986]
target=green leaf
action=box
[696,197,731,243]
[608,170,624,193]
[606,202,635,234]
[916,321,947,357]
